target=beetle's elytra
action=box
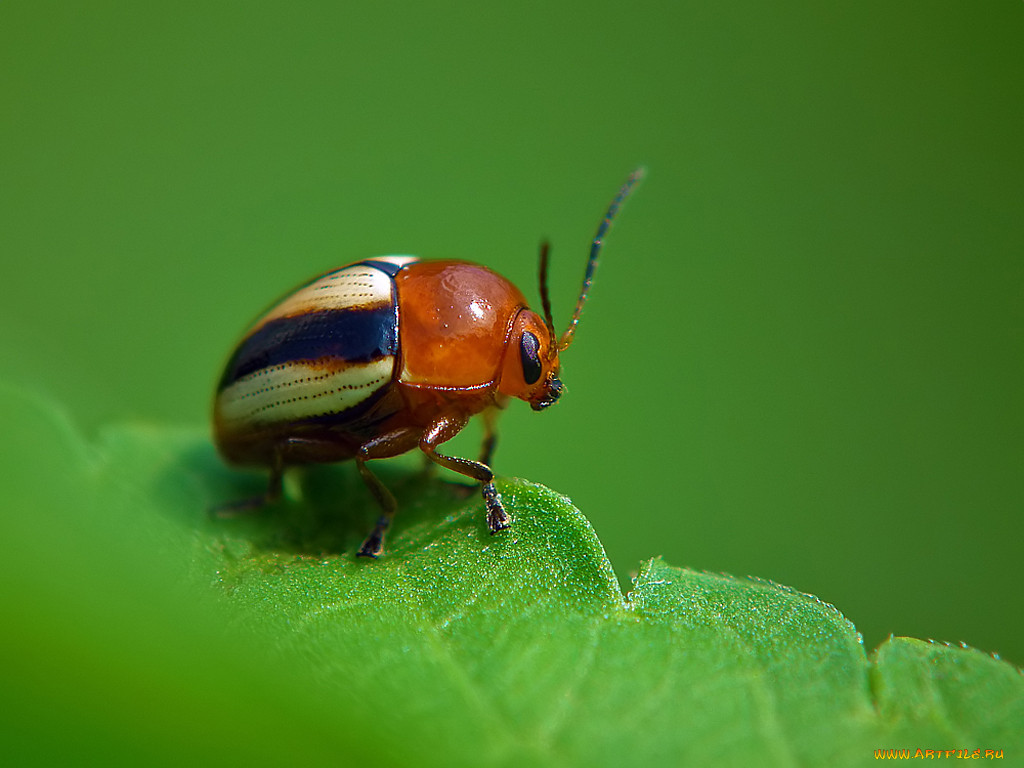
[213,169,643,557]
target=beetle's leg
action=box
[421,413,510,534]
[478,406,501,467]
[446,406,501,500]
[355,427,422,558]
[419,447,438,477]
[212,445,286,516]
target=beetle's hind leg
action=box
[355,427,422,558]
[213,436,343,517]
[421,413,510,535]
[211,447,286,517]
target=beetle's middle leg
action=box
[355,427,422,558]
[478,406,502,467]
[421,413,510,535]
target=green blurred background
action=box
[2,0,1021,668]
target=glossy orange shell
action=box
[396,260,528,389]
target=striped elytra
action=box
[215,256,414,449]
[213,168,643,557]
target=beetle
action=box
[213,168,643,557]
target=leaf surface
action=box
[1,384,1020,767]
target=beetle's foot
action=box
[357,516,390,558]
[482,482,510,533]
[209,495,266,518]
[210,470,283,519]
[356,534,382,558]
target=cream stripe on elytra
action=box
[251,265,394,330]
[217,358,394,426]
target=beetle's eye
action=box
[519,331,542,385]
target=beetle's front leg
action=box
[420,413,510,534]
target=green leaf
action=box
[1,382,1021,767]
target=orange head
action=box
[496,307,564,410]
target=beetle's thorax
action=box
[395,260,528,390]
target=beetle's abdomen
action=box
[214,257,418,453]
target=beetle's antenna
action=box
[559,166,645,351]
[537,240,557,355]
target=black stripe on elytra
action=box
[218,304,399,390]
[359,258,412,277]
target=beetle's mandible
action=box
[213,169,643,556]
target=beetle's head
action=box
[498,309,563,411]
